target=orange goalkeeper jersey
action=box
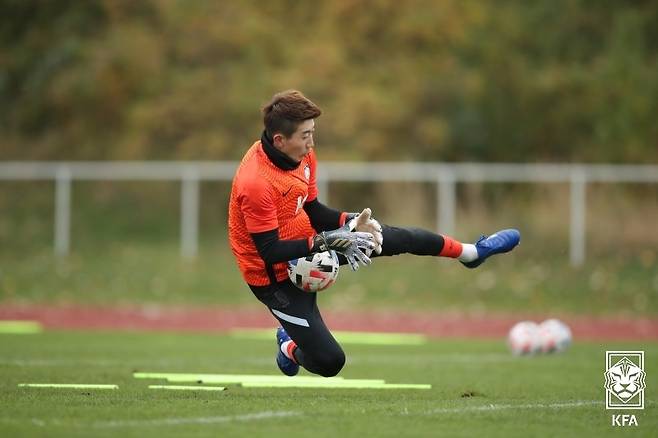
[228,141,318,286]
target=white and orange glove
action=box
[345,208,383,255]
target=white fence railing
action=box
[2,162,657,266]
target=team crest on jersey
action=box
[304,165,310,181]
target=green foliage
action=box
[1,0,657,162]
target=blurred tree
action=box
[1,0,656,162]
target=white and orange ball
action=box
[507,321,541,355]
[288,250,340,292]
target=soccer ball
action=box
[507,321,541,355]
[288,250,340,292]
[538,319,572,353]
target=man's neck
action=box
[260,131,301,170]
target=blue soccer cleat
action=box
[275,327,299,376]
[461,229,521,269]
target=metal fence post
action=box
[437,167,456,235]
[181,166,200,259]
[317,173,330,204]
[1,161,656,264]
[570,167,587,266]
[54,165,71,256]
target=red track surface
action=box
[1,304,657,341]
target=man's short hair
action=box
[262,90,322,138]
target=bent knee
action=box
[314,350,346,377]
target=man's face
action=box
[273,119,315,162]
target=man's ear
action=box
[272,133,285,149]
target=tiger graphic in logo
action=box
[604,357,646,404]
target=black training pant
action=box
[249,225,444,377]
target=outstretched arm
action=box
[252,225,375,271]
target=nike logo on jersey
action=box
[282,187,293,197]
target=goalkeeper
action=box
[228,90,520,377]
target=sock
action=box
[438,235,463,258]
[280,340,298,364]
[438,235,478,262]
[458,244,478,263]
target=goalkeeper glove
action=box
[311,225,376,271]
[345,208,383,254]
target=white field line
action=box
[1,411,301,428]
[426,400,603,415]
[91,410,300,428]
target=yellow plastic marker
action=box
[241,381,431,389]
[132,372,425,389]
[178,377,385,386]
[18,383,118,389]
[229,329,427,345]
[148,385,226,391]
[0,321,43,334]
[133,372,353,384]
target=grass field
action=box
[2,183,656,436]
[2,181,657,316]
[2,240,657,316]
[1,330,656,437]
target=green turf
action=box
[1,240,656,316]
[229,329,428,345]
[1,331,656,437]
